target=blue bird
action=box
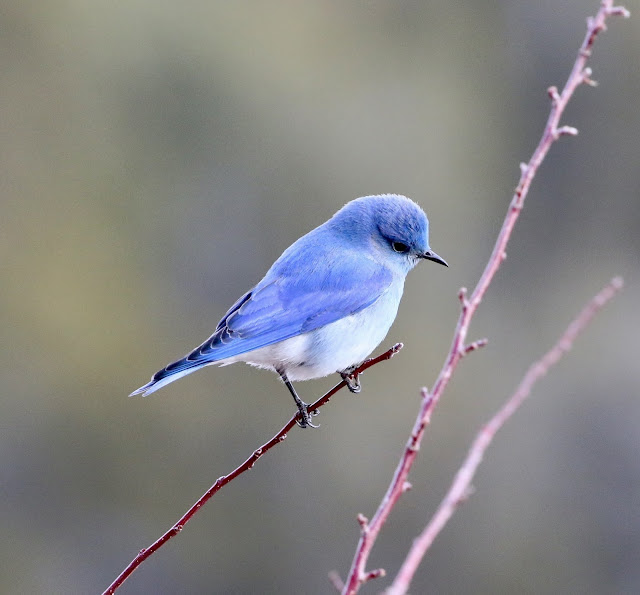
[130,194,447,427]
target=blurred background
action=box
[1,1,638,593]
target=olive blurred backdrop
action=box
[1,2,639,594]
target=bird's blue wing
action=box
[185,254,392,362]
[133,254,393,394]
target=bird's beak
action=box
[420,250,448,267]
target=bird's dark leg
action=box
[278,370,318,429]
[339,365,362,394]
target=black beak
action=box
[420,250,448,267]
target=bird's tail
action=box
[129,357,208,397]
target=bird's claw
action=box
[296,403,320,429]
[340,369,362,394]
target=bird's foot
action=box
[340,367,362,394]
[296,401,320,429]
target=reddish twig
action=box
[387,277,624,595]
[340,3,629,593]
[102,344,403,595]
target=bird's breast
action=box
[281,281,405,381]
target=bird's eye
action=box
[391,241,409,253]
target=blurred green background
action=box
[2,2,639,593]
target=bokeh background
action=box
[2,2,639,593]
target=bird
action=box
[130,194,447,427]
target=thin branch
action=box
[102,344,403,595]
[387,277,624,595]
[340,3,628,593]
[329,571,345,592]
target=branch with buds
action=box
[339,2,629,593]
[102,345,403,595]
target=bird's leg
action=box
[339,365,362,394]
[278,370,319,429]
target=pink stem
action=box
[340,2,629,593]
[387,278,623,595]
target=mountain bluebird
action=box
[130,194,447,427]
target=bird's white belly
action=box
[227,282,404,381]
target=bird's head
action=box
[332,194,448,271]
